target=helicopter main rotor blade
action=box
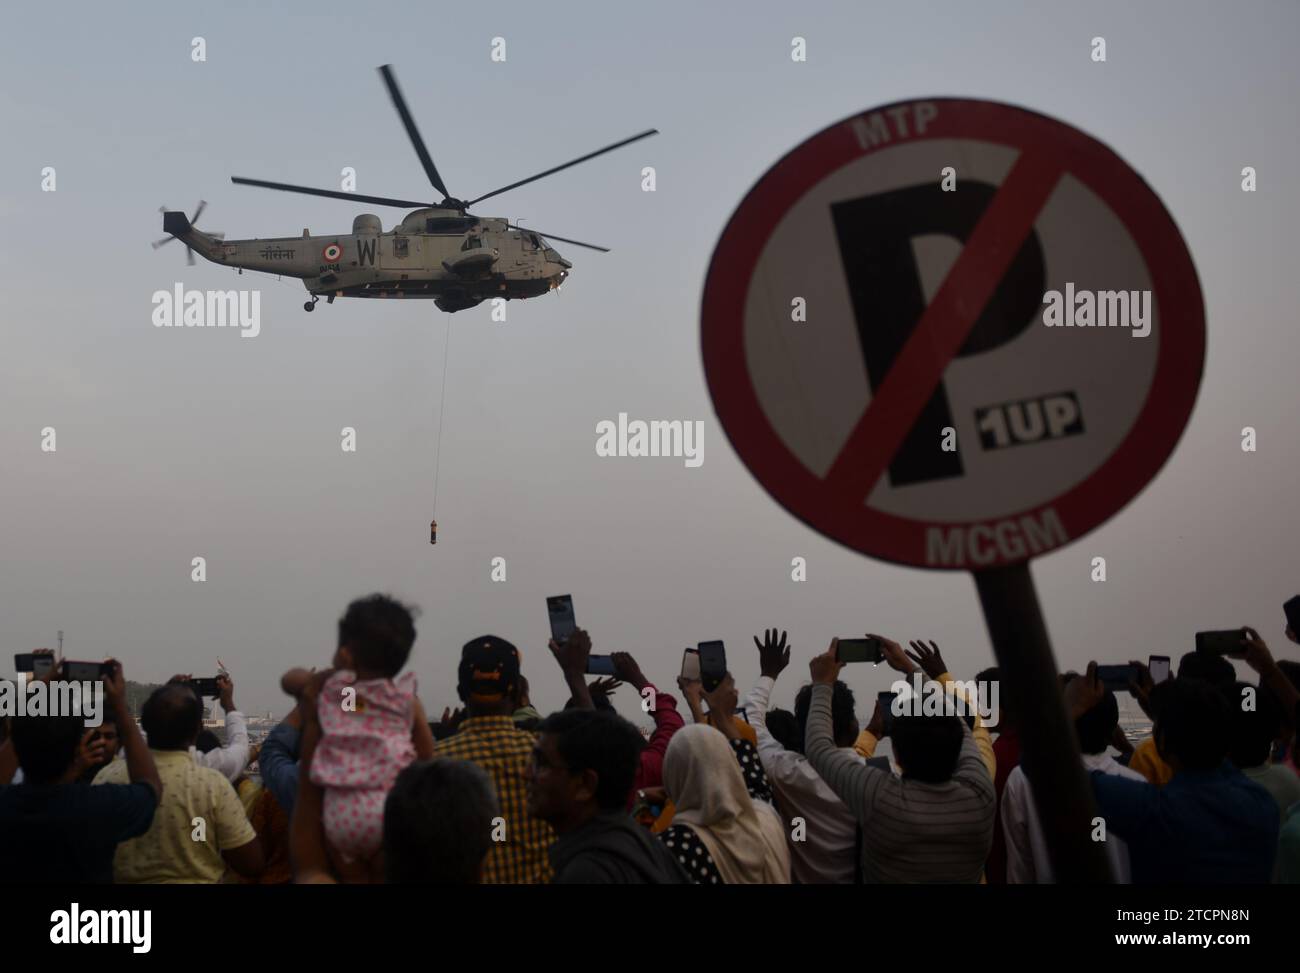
[378,64,451,200]
[467,129,658,208]
[231,177,430,209]
[508,224,610,253]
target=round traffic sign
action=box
[702,98,1204,570]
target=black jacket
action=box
[550,811,689,884]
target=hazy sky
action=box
[2,0,1297,723]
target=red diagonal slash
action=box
[823,152,1065,503]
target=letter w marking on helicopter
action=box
[358,238,377,266]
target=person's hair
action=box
[1066,677,1119,754]
[537,709,644,811]
[383,759,499,883]
[338,593,418,677]
[141,683,204,750]
[195,729,221,754]
[890,712,965,783]
[1223,680,1283,769]
[793,680,857,750]
[1154,678,1230,771]
[765,707,800,752]
[1177,651,1236,686]
[11,714,84,784]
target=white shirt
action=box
[746,676,863,884]
[189,709,249,782]
[1002,751,1145,883]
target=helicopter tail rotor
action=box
[154,202,220,265]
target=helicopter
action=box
[155,65,657,314]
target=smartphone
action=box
[547,594,576,646]
[878,690,899,736]
[1284,596,1300,636]
[1096,663,1138,693]
[1195,630,1243,657]
[1148,654,1171,684]
[586,654,616,676]
[837,637,884,664]
[188,677,222,697]
[680,648,701,682]
[13,653,56,677]
[61,660,113,682]
[698,641,726,691]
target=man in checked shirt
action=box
[433,635,555,883]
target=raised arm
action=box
[803,642,885,823]
[289,670,336,884]
[104,660,162,801]
[549,628,594,710]
[411,697,436,760]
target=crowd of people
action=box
[1,593,1298,885]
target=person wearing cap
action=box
[432,635,555,883]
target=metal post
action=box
[973,561,1113,882]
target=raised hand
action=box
[810,640,844,686]
[1064,661,1105,718]
[589,676,624,699]
[1235,626,1274,674]
[549,627,592,677]
[906,639,947,680]
[754,628,791,679]
[1127,659,1155,718]
[873,635,918,676]
[217,672,236,712]
[101,659,126,709]
[610,651,648,690]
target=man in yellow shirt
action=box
[95,683,263,883]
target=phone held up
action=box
[837,637,884,665]
[547,594,577,647]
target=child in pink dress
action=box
[305,595,435,881]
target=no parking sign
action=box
[702,98,1204,569]
[702,98,1206,881]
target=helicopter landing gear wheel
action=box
[304,297,318,312]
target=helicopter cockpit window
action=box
[524,233,542,250]
[426,216,473,234]
[461,235,483,251]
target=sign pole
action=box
[973,562,1113,883]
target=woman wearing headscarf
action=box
[658,724,791,884]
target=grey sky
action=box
[1,0,1297,722]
